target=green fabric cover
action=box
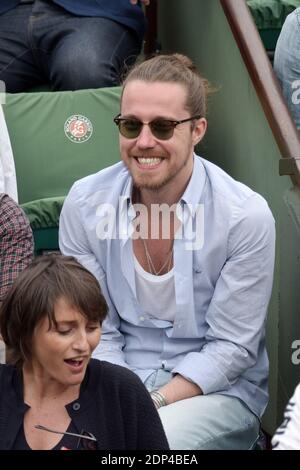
[247,0,300,29]
[4,86,121,204]
[21,196,65,230]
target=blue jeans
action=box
[0,0,142,92]
[274,8,300,131]
[144,370,260,450]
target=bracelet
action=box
[151,390,167,409]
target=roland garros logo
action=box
[64,115,93,143]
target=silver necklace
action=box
[133,188,174,276]
[141,237,174,276]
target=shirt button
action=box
[73,402,80,411]
[140,316,145,322]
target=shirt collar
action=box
[119,176,135,220]
[180,154,207,217]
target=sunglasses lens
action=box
[119,119,142,139]
[150,120,175,140]
[115,117,176,140]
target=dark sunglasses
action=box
[113,114,201,140]
[35,424,98,450]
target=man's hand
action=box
[130,0,151,6]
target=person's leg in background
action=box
[0,4,45,92]
[32,1,142,91]
[0,1,142,92]
[144,370,260,450]
[49,18,142,90]
[274,8,300,131]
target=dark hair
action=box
[122,53,213,119]
[0,254,108,366]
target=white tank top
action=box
[134,256,176,322]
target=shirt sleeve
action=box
[59,185,129,369]
[173,194,276,394]
[272,384,300,450]
[0,194,34,301]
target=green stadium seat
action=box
[21,197,65,255]
[3,87,122,253]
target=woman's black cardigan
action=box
[0,359,169,450]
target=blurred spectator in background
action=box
[0,193,34,363]
[0,104,18,201]
[0,193,34,304]
[0,0,150,92]
[274,7,300,131]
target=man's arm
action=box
[157,194,275,405]
[59,185,129,368]
[157,374,202,406]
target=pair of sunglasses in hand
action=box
[35,424,97,450]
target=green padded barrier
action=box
[3,87,121,204]
[29,227,60,256]
[258,29,281,51]
[21,196,65,230]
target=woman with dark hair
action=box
[0,254,169,450]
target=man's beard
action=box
[131,152,191,192]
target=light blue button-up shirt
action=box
[59,155,275,418]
